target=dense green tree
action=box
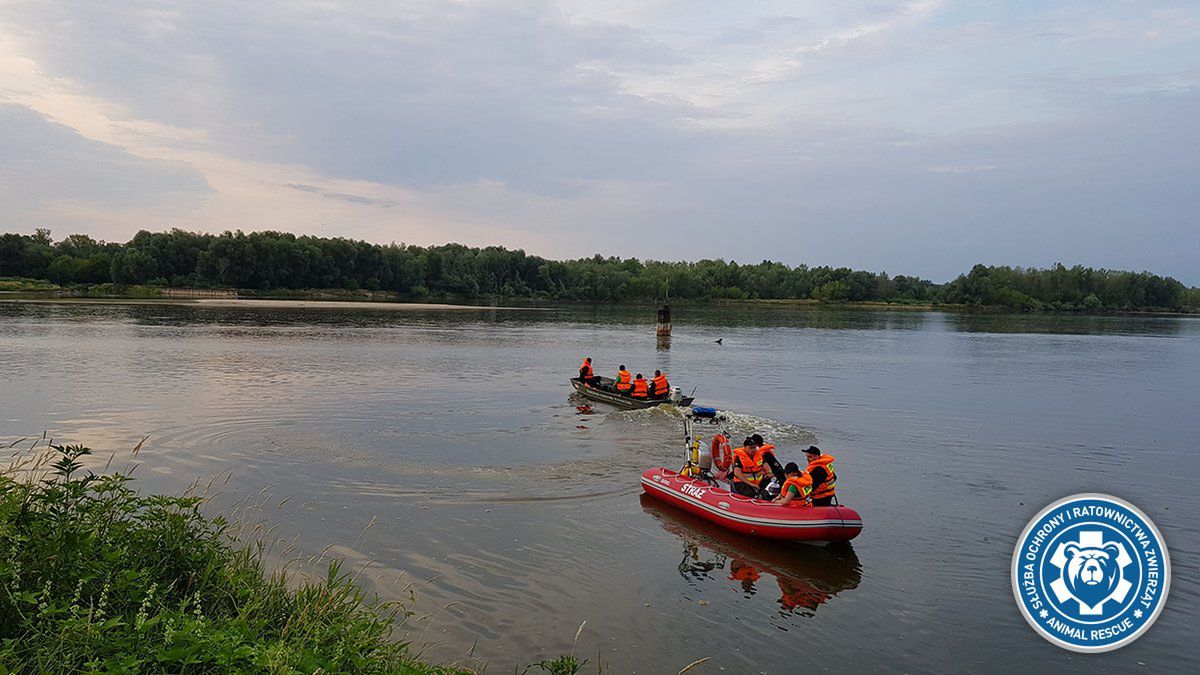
[0,228,1194,311]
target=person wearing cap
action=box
[729,436,766,498]
[773,462,812,507]
[750,434,785,486]
[804,445,838,506]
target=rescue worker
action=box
[578,357,597,385]
[803,445,837,506]
[730,437,767,498]
[773,462,812,507]
[631,372,650,398]
[650,369,670,399]
[614,365,633,393]
[750,434,785,486]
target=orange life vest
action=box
[580,360,594,378]
[731,446,765,483]
[631,377,649,398]
[781,474,812,507]
[652,374,668,394]
[615,370,632,391]
[806,454,837,500]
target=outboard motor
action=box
[668,387,684,405]
[764,478,781,500]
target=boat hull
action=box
[640,467,863,543]
[570,378,694,409]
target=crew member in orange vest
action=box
[578,357,598,385]
[650,369,669,398]
[750,434,785,486]
[730,437,767,498]
[631,373,649,398]
[773,462,812,507]
[614,365,633,393]
[803,446,837,506]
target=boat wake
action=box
[609,406,818,447]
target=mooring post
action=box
[656,304,672,349]
[656,304,671,337]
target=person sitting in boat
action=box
[773,462,812,507]
[730,437,768,498]
[650,369,669,398]
[578,357,598,385]
[614,365,633,393]
[803,446,837,506]
[750,434,785,486]
[630,373,650,399]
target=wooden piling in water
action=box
[656,305,671,337]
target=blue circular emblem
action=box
[1012,493,1170,652]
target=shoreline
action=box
[2,292,1197,318]
[0,295,550,311]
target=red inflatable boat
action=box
[640,467,863,543]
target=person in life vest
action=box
[730,437,767,498]
[650,369,670,398]
[578,357,598,385]
[614,365,633,393]
[773,462,812,507]
[630,373,649,398]
[803,446,837,506]
[750,434,785,486]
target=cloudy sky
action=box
[1,1,1197,282]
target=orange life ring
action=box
[711,434,733,472]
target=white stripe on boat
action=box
[642,477,862,530]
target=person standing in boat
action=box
[803,446,838,506]
[630,373,650,399]
[614,365,633,393]
[650,369,670,399]
[773,462,812,507]
[578,357,598,385]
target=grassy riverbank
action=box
[0,443,585,674]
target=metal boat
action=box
[569,376,694,409]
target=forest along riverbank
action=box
[1,301,1197,672]
[3,228,1198,312]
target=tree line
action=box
[1,228,1196,311]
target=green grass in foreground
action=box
[0,443,590,674]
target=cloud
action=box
[0,1,1197,282]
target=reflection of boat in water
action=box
[641,467,863,543]
[568,376,695,410]
[641,494,862,615]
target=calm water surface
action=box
[1,301,1197,673]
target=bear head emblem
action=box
[1062,542,1122,611]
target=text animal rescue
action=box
[1018,505,1164,618]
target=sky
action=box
[1,1,1197,283]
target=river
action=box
[1,300,1196,673]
